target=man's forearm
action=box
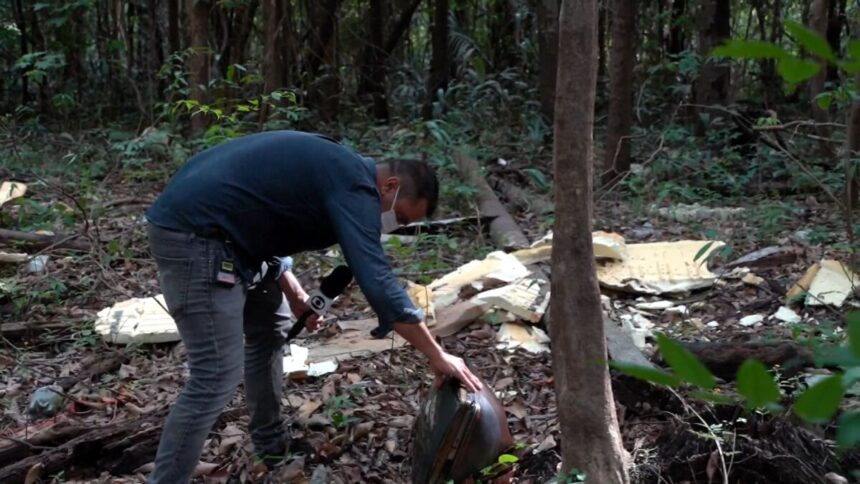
[392,322,444,363]
[279,271,307,305]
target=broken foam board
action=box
[94,295,180,344]
[429,251,529,309]
[512,231,627,265]
[787,259,858,307]
[496,322,550,353]
[475,277,549,323]
[596,240,725,295]
[0,181,27,208]
[283,344,338,378]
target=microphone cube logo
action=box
[309,295,327,312]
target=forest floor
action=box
[1,125,859,483]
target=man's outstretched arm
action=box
[393,322,483,393]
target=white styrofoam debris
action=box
[475,277,549,323]
[634,300,676,311]
[773,306,802,324]
[739,314,764,327]
[496,322,550,354]
[706,321,719,328]
[94,295,179,344]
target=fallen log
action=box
[490,175,553,215]
[676,341,813,380]
[454,155,530,251]
[0,228,90,252]
[1,320,75,338]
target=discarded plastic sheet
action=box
[0,181,27,208]
[0,252,28,263]
[475,277,549,323]
[787,260,858,307]
[429,251,529,309]
[651,203,745,223]
[739,314,764,327]
[773,306,801,324]
[406,281,435,325]
[496,322,550,353]
[94,295,180,344]
[595,240,725,295]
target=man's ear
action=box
[383,176,400,194]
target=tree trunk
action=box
[358,0,389,120]
[305,0,342,121]
[423,0,450,119]
[537,0,559,122]
[188,0,211,134]
[597,2,607,79]
[809,0,835,159]
[263,0,285,94]
[490,0,516,71]
[826,0,845,83]
[846,71,860,258]
[551,0,629,481]
[229,0,258,69]
[667,0,687,55]
[694,0,731,133]
[167,0,180,54]
[12,0,29,105]
[603,0,636,183]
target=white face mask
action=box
[380,186,401,234]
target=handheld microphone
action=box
[285,265,353,341]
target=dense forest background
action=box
[4,1,860,483]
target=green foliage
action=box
[736,360,782,410]
[325,394,357,428]
[549,469,587,483]
[656,333,716,389]
[794,376,844,423]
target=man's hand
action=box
[279,272,321,331]
[393,322,483,393]
[428,351,483,393]
[288,293,321,330]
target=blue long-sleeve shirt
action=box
[145,130,423,334]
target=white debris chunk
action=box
[773,306,801,324]
[496,322,550,353]
[475,277,549,323]
[0,252,29,263]
[739,314,764,327]
[651,203,745,223]
[706,321,719,328]
[634,300,676,311]
[0,181,27,208]
[94,295,179,344]
[802,260,858,307]
[429,251,530,309]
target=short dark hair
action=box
[385,159,439,218]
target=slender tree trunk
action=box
[423,0,450,119]
[490,0,516,71]
[263,0,285,93]
[694,0,731,133]
[597,2,607,79]
[280,1,297,86]
[552,1,629,481]
[826,0,845,83]
[188,0,211,133]
[603,0,636,182]
[809,0,834,159]
[358,0,388,120]
[229,0,258,68]
[667,0,687,55]
[537,0,559,122]
[306,0,342,121]
[167,0,180,54]
[12,0,29,105]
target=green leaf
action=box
[837,411,860,449]
[656,333,717,389]
[690,389,736,406]
[610,361,681,387]
[785,20,836,63]
[498,454,519,464]
[694,241,716,263]
[777,56,822,85]
[794,375,844,423]
[847,311,860,356]
[524,168,550,190]
[711,39,787,59]
[815,92,834,110]
[736,360,781,409]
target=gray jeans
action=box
[146,223,287,484]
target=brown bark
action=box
[262,0,285,93]
[537,0,559,122]
[167,0,180,53]
[229,0,258,69]
[306,0,342,121]
[597,2,607,79]
[694,0,731,132]
[454,155,529,251]
[358,0,389,119]
[846,70,860,250]
[603,0,636,182]
[809,0,830,123]
[423,0,450,119]
[384,0,423,56]
[550,0,629,481]
[826,0,845,83]
[188,0,211,134]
